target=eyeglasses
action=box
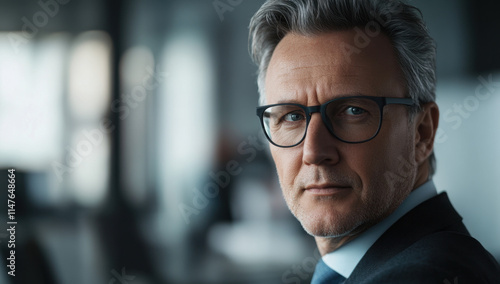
[256,96,416,148]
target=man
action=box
[249,0,500,283]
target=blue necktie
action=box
[311,259,346,284]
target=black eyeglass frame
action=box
[256,96,416,148]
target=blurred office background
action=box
[0,0,499,283]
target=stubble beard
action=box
[281,169,414,239]
[286,189,384,238]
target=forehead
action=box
[265,30,406,104]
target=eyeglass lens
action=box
[262,97,381,146]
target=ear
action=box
[414,102,439,165]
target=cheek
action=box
[271,147,302,188]
[343,144,386,188]
[357,119,415,192]
[384,119,415,170]
[344,127,412,190]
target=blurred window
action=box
[0,31,111,207]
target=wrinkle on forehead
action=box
[265,31,406,105]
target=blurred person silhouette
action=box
[249,0,500,283]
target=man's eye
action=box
[345,106,366,115]
[283,112,305,122]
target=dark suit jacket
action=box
[344,192,500,283]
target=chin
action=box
[294,202,366,238]
[301,217,365,238]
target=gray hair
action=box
[249,0,437,177]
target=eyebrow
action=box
[275,99,302,104]
[274,93,367,104]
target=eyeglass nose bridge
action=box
[302,105,335,138]
[304,105,321,116]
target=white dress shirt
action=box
[322,180,438,279]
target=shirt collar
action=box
[322,180,438,279]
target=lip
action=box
[304,184,351,196]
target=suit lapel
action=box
[345,192,468,283]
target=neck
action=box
[314,221,375,256]
[315,236,351,256]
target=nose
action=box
[302,113,340,165]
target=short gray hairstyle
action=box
[249,0,437,177]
